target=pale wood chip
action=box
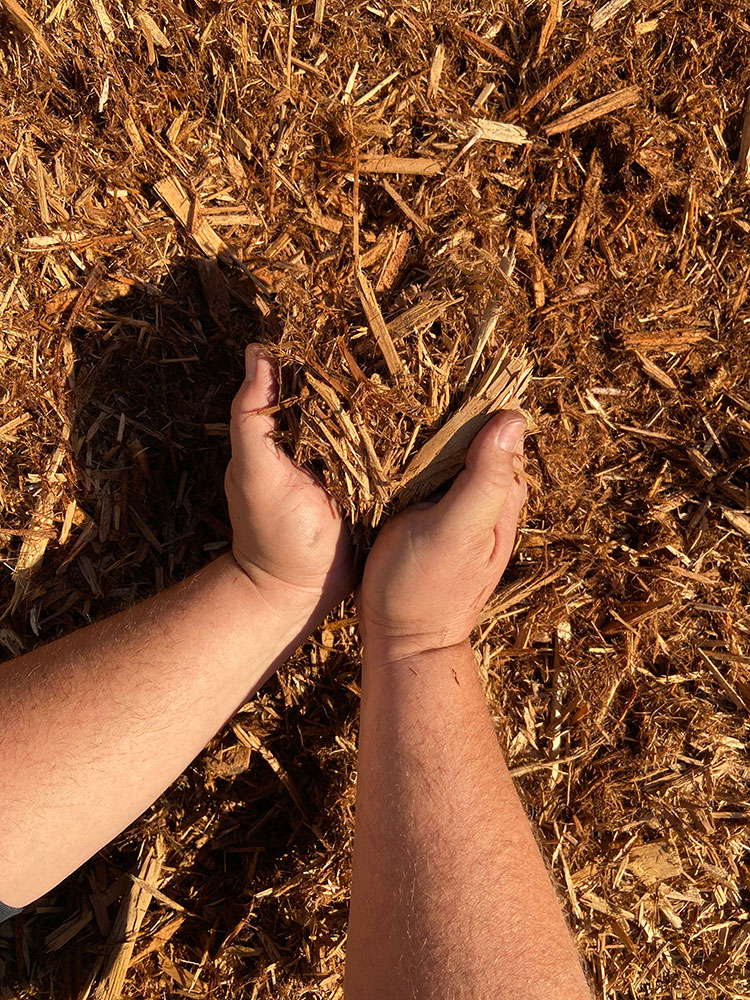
[0,412,31,440]
[158,954,208,997]
[154,175,226,257]
[89,0,115,41]
[635,352,678,390]
[427,43,445,100]
[45,907,94,951]
[591,0,634,31]
[376,231,411,292]
[537,0,562,58]
[91,848,164,1000]
[622,326,709,351]
[451,117,528,145]
[134,10,170,48]
[9,443,67,613]
[628,842,683,885]
[634,17,660,34]
[353,69,399,107]
[451,23,514,66]
[697,649,750,713]
[359,155,441,176]
[462,300,502,383]
[388,298,455,342]
[722,508,750,538]
[227,123,253,160]
[131,915,185,966]
[564,149,603,263]
[379,177,430,234]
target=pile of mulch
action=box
[1,0,749,997]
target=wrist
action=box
[361,632,472,671]
[228,551,325,639]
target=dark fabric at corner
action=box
[0,900,21,923]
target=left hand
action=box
[225,344,354,620]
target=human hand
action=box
[225,344,354,623]
[357,410,527,662]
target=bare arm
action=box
[0,346,352,908]
[346,412,590,1000]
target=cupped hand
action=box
[225,344,354,620]
[357,411,527,662]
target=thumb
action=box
[229,344,286,479]
[433,410,526,534]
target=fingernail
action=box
[245,345,257,382]
[496,415,526,453]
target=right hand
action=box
[357,410,527,663]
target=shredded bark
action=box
[1,1,750,997]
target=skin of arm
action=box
[0,346,353,908]
[346,411,591,1000]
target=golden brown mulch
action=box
[1,0,749,997]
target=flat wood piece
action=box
[545,85,640,136]
[92,849,164,1000]
[427,43,445,100]
[154,176,227,257]
[379,177,430,233]
[453,117,529,145]
[591,0,634,31]
[376,231,411,292]
[89,0,115,41]
[723,508,750,538]
[359,155,441,176]
[627,842,682,885]
[354,267,406,378]
[387,298,455,342]
[135,10,170,48]
[506,51,590,122]
[353,69,399,107]
[9,443,66,613]
[635,352,678,390]
[462,300,501,383]
[565,149,603,263]
[227,123,253,160]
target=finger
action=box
[433,409,526,534]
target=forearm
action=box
[0,553,313,907]
[346,640,590,1000]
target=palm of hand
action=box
[358,510,496,652]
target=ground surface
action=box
[1,0,749,997]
